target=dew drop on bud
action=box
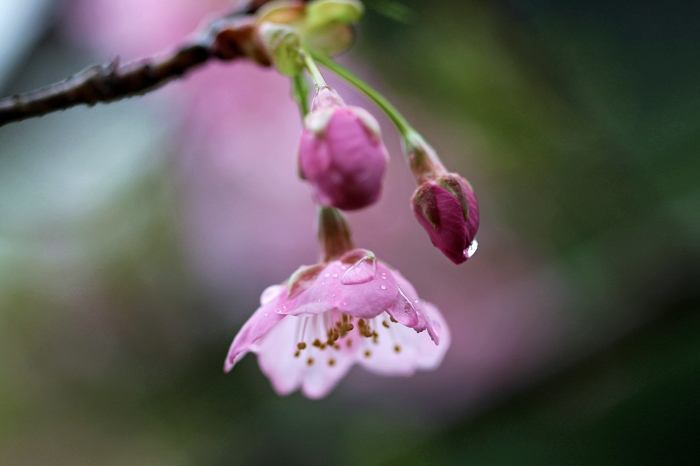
[465,239,479,259]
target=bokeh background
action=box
[1,0,699,464]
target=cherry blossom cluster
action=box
[224,0,480,398]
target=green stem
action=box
[302,51,328,90]
[313,53,414,137]
[292,72,310,117]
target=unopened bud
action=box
[411,173,480,264]
[299,87,388,210]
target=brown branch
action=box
[0,0,293,128]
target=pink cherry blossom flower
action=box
[224,248,450,399]
[298,87,389,211]
[411,173,480,264]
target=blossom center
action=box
[293,309,402,365]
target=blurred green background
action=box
[1,0,699,464]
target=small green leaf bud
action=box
[257,23,305,76]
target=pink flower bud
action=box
[411,173,480,264]
[298,87,388,211]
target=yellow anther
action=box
[294,351,300,358]
[328,359,336,366]
[390,316,398,323]
[394,345,401,353]
[297,342,307,350]
[307,358,314,366]
[382,321,390,328]
[364,350,371,358]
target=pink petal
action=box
[253,316,304,395]
[223,285,286,372]
[254,312,356,398]
[388,270,428,333]
[284,259,398,319]
[414,302,451,368]
[359,304,450,376]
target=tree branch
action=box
[0,0,292,127]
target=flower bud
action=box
[411,173,480,264]
[256,23,304,76]
[298,87,388,211]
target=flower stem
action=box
[302,51,328,90]
[318,207,355,262]
[312,53,414,137]
[292,72,311,117]
[313,53,446,181]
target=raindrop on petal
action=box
[380,285,387,290]
[387,287,419,327]
[340,256,377,285]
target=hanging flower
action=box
[224,248,450,399]
[298,87,389,211]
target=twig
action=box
[0,0,295,127]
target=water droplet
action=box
[465,239,479,258]
[387,287,419,327]
[332,273,338,278]
[414,299,418,303]
[264,313,268,316]
[380,285,387,290]
[382,276,387,279]
[340,256,377,285]
[325,273,331,278]
[340,265,348,270]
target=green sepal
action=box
[436,176,470,222]
[287,263,325,299]
[411,184,440,229]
